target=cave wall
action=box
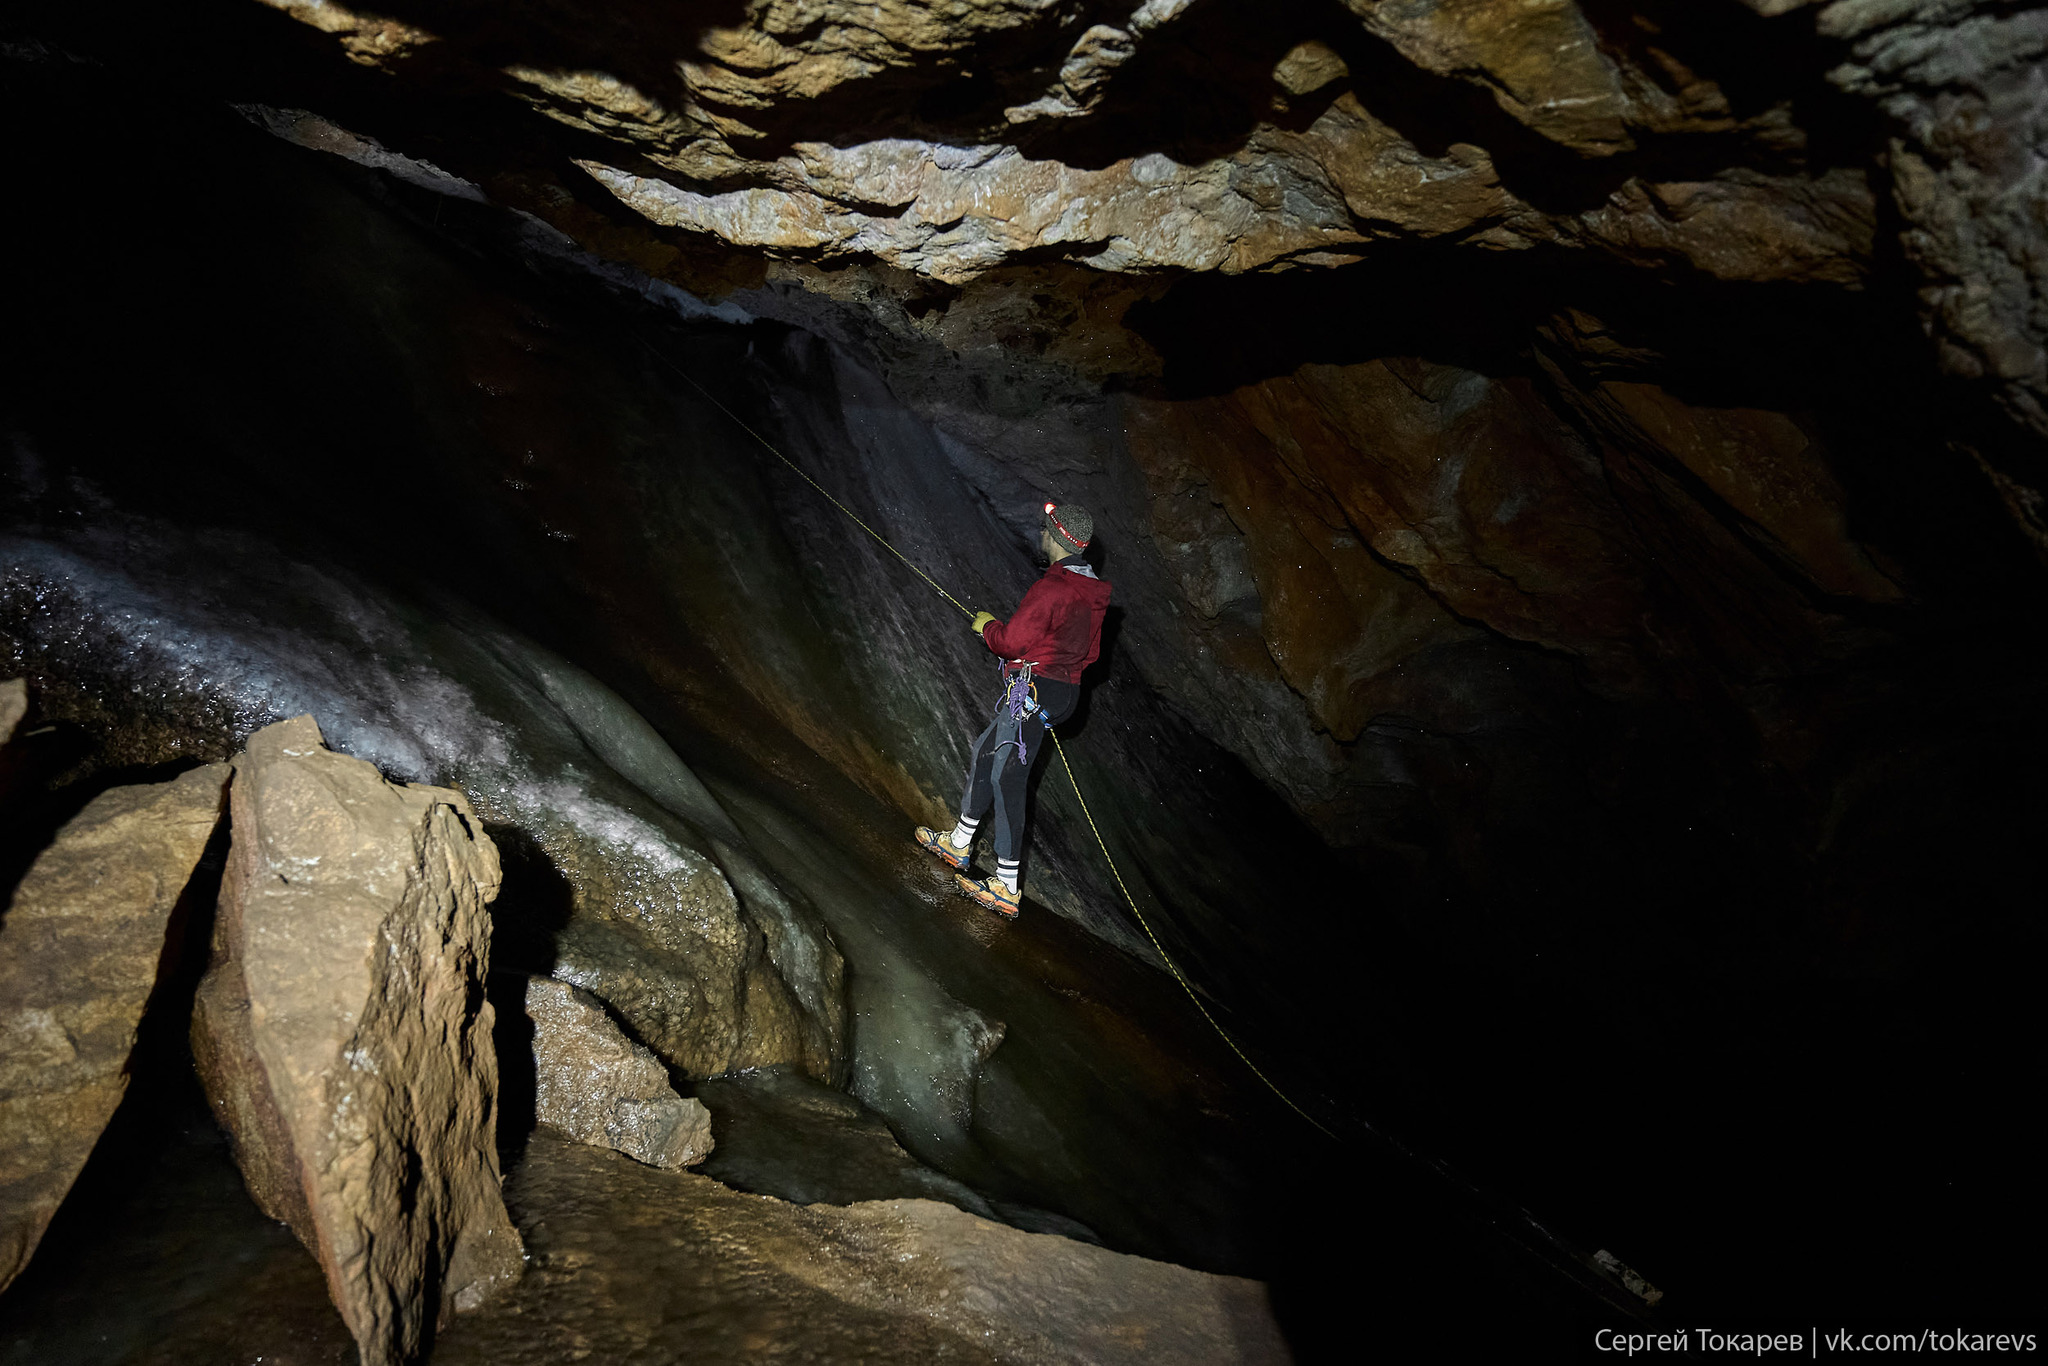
[3,1,2046,1327]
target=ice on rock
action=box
[0,520,844,1083]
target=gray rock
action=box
[1824,0,2048,551]
[693,1065,1005,1220]
[190,715,522,1366]
[525,975,712,1169]
[0,761,229,1292]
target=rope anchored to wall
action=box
[639,335,1338,1142]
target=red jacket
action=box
[982,562,1112,684]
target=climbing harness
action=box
[992,660,1041,768]
[638,334,1335,1141]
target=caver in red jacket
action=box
[979,561,1112,684]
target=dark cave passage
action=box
[2,7,2045,1362]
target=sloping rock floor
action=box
[438,1131,1285,1366]
[1,1091,1285,1366]
[0,697,1308,1362]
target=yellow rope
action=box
[642,340,976,621]
[644,334,1335,1141]
[1045,726,1337,1140]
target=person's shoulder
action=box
[1062,564,1111,595]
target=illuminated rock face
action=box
[249,0,1876,287]
[1,30,2044,1335]
[190,716,523,1366]
[434,1129,1292,1366]
[213,0,2046,536]
[524,976,714,1170]
[0,763,228,1294]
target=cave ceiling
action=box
[250,0,1881,284]
[80,0,2018,550]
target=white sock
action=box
[948,817,978,850]
[996,859,1020,894]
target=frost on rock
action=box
[0,520,847,1087]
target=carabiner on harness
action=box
[993,660,1041,766]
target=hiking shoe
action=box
[915,825,972,871]
[955,873,1021,919]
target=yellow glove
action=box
[971,611,997,636]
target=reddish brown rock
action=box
[191,715,521,1366]
[0,762,229,1292]
[1341,0,1635,155]
[1582,381,1901,604]
[236,0,1881,298]
[1128,349,1901,733]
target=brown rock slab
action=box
[0,761,229,1292]
[436,1129,1291,1366]
[1342,0,1634,155]
[524,975,712,1170]
[190,715,522,1366]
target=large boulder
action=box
[0,761,229,1292]
[524,975,712,1170]
[190,715,522,1366]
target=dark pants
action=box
[959,676,1078,864]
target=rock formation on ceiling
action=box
[255,0,1877,284]
[198,0,2046,540]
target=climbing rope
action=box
[1042,726,1337,1139]
[641,335,1336,1141]
[639,340,976,622]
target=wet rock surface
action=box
[523,975,712,1170]
[695,1066,1000,1219]
[436,1129,1289,1366]
[189,716,521,1365]
[0,512,849,1086]
[0,1072,355,1366]
[0,763,228,1292]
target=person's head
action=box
[1041,501,1093,563]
